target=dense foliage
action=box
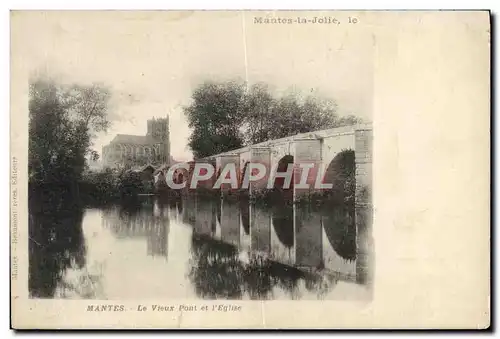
[29,79,110,191]
[184,81,247,159]
[27,78,148,204]
[79,168,149,204]
[184,81,363,159]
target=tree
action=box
[29,79,85,186]
[28,77,112,192]
[240,83,275,144]
[185,80,364,158]
[184,81,246,159]
[89,150,100,162]
[244,87,363,143]
[61,83,111,134]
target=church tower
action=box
[147,116,170,164]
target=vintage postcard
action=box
[10,10,490,329]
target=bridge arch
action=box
[172,167,188,187]
[273,155,294,191]
[322,149,356,207]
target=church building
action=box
[102,117,171,168]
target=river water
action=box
[29,195,372,300]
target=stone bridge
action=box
[157,123,373,285]
[205,123,373,284]
[201,123,373,204]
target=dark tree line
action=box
[29,78,111,193]
[28,78,112,297]
[184,81,363,159]
[29,77,160,206]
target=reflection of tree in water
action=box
[168,195,183,216]
[104,199,144,237]
[187,234,328,300]
[243,258,312,300]
[188,235,243,299]
[29,189,86,298]
[154,195,183,217]
[242,256,273,299]
[182,196,197,227]
[322,205,356,261]
[102,198,160,238]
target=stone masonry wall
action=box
[354,125,373,286]
[293,139,322,198]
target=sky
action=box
[17,11,374,161]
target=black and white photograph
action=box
[10,9,489,329]
[25,10,373,301]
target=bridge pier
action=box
[295,204,323,268]
[250,204,271,254]
[293,139,322,201]
[354,126,373,285]
[220,200,240,246]
[247,147,271,196]
[194,124,373,247]
[216,153,240,199]
[194,158,216,192]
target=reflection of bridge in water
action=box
[155,124,373,288]
[100,195,372,299]
[180,196,371,285]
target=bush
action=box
[79,168,146,204]
[116,170,145,197]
